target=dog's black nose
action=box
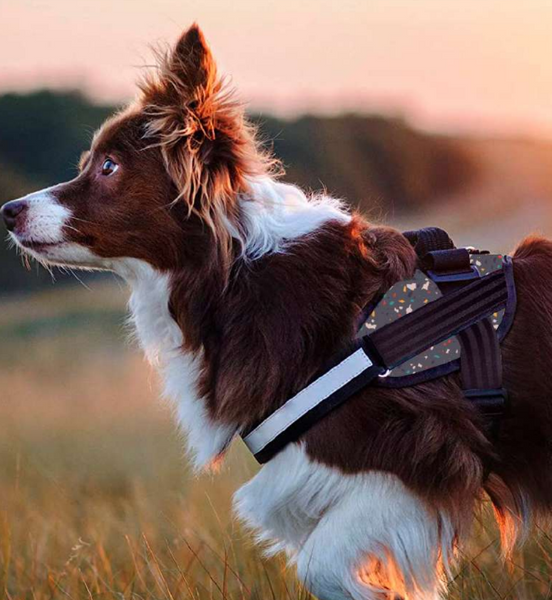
[2,200,27,232]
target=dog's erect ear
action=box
[141,24,220,133]
[170,25,217,96]
[138,24,275,262]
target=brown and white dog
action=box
[3,24,552,600]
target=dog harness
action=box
[243,228,517,463]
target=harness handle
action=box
[403,227,455,257]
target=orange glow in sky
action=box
[1,0,551,136]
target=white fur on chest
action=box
[120,259,235,470]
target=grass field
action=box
[2,280,552,599]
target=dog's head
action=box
[2,25,271,276]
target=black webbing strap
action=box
[367,269,508,369]
[424,248,472,275]
[459,321,506,436]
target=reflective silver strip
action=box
[243,348,373,456]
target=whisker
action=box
[65,267,91,290]
[69,216,95,225]
[64,224,82,234]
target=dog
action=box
[3,24,552,600]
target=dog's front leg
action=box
[294,472,454,600]
[234,445,455,600]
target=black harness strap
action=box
[459,320,506,434]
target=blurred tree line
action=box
[0,90,476,295]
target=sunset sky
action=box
[1,0,551,137]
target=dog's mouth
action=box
[11,234,65,255]
[9,232,67,261]
[20,239,63,251]
[9,232,108,271]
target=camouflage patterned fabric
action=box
[357,254,505,378]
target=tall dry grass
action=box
[1,283,552,599]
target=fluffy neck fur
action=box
[122,177,415,468]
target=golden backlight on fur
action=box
[358,551,411,599]
[357,546,448,600]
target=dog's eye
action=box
[101,158,118,176]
